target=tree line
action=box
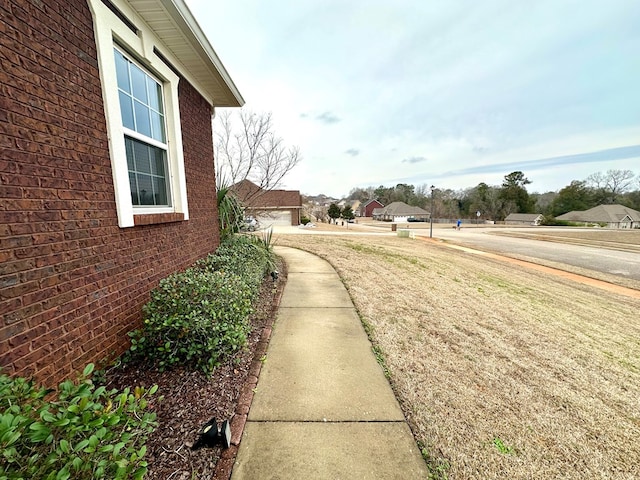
[345,169,640,221]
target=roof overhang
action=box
[127,0,244,107]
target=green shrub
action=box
[540,216,595,227]
[0,364,156,480]
[129,268,254,373]
[200,241,266,288]
[128,235,275,374]
[540,216,574,226]
[300,216,310,225]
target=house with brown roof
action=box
[1,0,242,385]
[372,202,430,222]
[556,204,640,229]
[230,180,302,226]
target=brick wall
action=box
[0,0,221,387]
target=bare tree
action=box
[587,169,635,203]
[214,109,302,202]
[605,169,635,202]
[586,171,606,189]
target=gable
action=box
[364,199,384,208]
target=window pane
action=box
[130,64,148,104]
[134,100,152,137]
[151,146,165,176]
[114,50,130,93]
[125,134,135,170]
[150,111,165,143]
[125,136,170,207]
[131,138,151,174]
[119,92,135,130]
[129,171,139,205]
[148,77,163,113]
[136,174,154,205]
[152,176,168,205]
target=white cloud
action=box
[186,0,640,197]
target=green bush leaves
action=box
[127,235,275,374]
[0,365,156,480]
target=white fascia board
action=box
[156,0,245,107]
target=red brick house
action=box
[230,180,302,226]
[361,199,384,218]
[0,0,243,386]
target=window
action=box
[114,49,170,207]
[88,0,189,227]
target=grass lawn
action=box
[275,233,640,479]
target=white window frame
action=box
[88,0,189,227]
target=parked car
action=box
[241,217,259,232]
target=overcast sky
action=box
[185,0,640,198]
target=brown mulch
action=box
[104,258,286,480]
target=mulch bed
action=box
[104,258,286,480]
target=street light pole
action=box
[429,185,435,238]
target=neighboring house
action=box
[372,202,430,222]
[0,0,243,386]
[361,199,384,217]
[349,200,361,216]
[556,204,640,229]
[505,213,544,226]
[230,180,302,226]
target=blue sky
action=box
[185,0,640,197]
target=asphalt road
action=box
[428,227,640,282]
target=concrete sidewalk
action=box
[231,247,429,479]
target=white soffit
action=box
[128,0,244,107]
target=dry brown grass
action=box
[275,233,640,480]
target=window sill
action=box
[133,212,185,226]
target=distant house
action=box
[556,204,640,229]
[372,202,430,222]
[361,199,384,217]
[1,0,243,386]
[505,213,544,226]
[230,180,302,226]
[349,200,361,216]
